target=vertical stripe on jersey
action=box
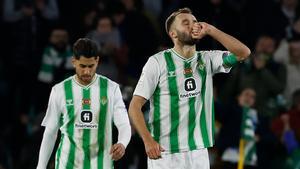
[164,51,180,152]
[97,77,108,169]
[55,115,65,169]
[153,87,161,143]
[197,54,210,147]
[82,88,91,169]
[55,134,64,169]
[64,79,76,169]
[184,62,197,150]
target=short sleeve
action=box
[133,57,160,100]
[206,50,232,74]
[41,86,61,130]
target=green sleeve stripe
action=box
[222,54,238,67]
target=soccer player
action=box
[36,38,131,169]
[128,7,251,169]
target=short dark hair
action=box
[73,38,98,59]
[165,7,192,34]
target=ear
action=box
[169,30,177,39]
[72,56,76,68]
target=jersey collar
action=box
[73,74,98,89]
[170,48,197,62]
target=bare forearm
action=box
[208,26,251,60]
[129,102,153,143]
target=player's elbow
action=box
[128,96,146,117]
[237,47,251,61]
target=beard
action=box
[77,74,93,85]
[176,30,199,46]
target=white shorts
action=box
[147,148,210,169]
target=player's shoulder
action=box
[52,75,74,91]
[96,74,119,88]
[151,49,171,61]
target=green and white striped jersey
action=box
[134,49,232,153]
[42,74,130,169]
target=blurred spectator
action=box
[271,89,300,169]
[274,38,300,106]
[111,0,160,79]
[142,0,162,19]
[3,0,60,55]
[2,0,59,166]
[271,89,300,151]
[86,15,121,81]
[221,35,287,118]
[217,88,258,169]
[57,0,102,43]
[240,0,278,48]
[271,0,300,40]
[36,27,73,114]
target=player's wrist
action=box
[206,24,217,36]
[142,134,156,145]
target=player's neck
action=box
[173,45,196,59]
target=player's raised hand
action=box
[144,138,165,159]
[192,22,214,39]
[110,143,125,161]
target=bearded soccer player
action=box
[129,7,251,169]
[36,38,131,169]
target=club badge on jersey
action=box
[82,99,91,106]
[197,61,205,70]
[184,67,193,76]
[100,96,108,105]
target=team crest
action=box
[184,67,193,75]
[100,96,108,105]
[82,99,91,106]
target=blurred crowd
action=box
[0,0,300,169]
